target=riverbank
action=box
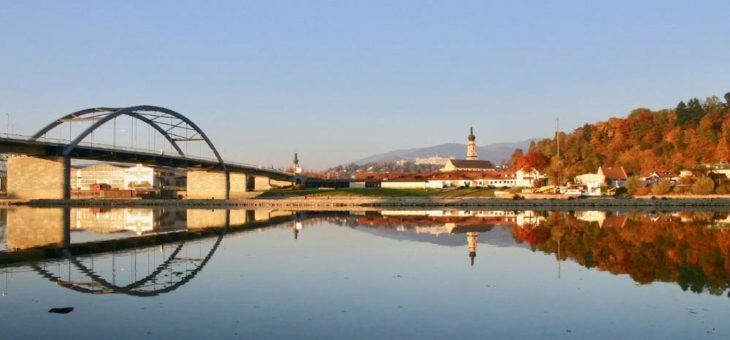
[6,195,730,211]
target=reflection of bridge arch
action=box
[31,230,225,297]
[30,105,226,168]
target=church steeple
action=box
[466,127,478,160]
[292,153,301,174]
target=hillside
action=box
[353,140,535,165]
[513,92,730,183]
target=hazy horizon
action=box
[2,1,729,169]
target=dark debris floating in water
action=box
[48,307,74,314]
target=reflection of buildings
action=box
[358,210,545,266]
[72,208,160,235]
[70,208,189,235]
[575,211,627,228]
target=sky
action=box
[1,0,729,169]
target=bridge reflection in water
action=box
[1,207,307,297]
[1,208,730,298]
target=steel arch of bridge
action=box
[30,105,226,168]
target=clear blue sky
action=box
[1,1,729,169]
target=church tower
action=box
[466,127,478,160]
[292,153,302,174]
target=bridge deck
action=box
[0,136,294,181]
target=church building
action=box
[441,127,495,172]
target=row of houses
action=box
[351,168,545,189]
[571,163,730,196]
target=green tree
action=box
[687,98,706,123]
[651,179,672,195]
[625,176,646,195]
[675,101,689,126]
[691,177,715,195]
[582,123,592,141]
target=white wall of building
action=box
[381,181,428,189]
[124,164,156,188]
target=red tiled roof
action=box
[602,166,628,181]
[447,159,495,169]
[352,170,517,181]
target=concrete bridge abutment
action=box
[229,173,251,199]
[7,155,71,200]
[188,172,293,199]
[186,170,230,199]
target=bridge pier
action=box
[187,172,293,200]
[187,170,229,199]
[229,173,251,199]
[7,155,71,200]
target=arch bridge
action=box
[0,106,300,199]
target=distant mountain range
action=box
[352,139,536,165]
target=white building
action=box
[575,166,628,195]
[73,163,185,191]
[124,164,155,188]
[415,156,454,166]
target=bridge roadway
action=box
[0,135,295,181]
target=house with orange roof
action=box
[600,166,628,188]
[575,166,628,195]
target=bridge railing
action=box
[0,133,294,176]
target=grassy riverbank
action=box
[259,187,498,198]
[7,188,730,210]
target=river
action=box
[0,207,728,339]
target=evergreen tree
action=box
[675,101,689,126]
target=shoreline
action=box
[5,195,730,211]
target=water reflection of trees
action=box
[512,212,730,296]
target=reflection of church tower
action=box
[467,127,478,160]
[467,231,478,266]
[293,222,302,240]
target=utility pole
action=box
[556,117,561,189]
[556,118,560,160]
[5,113,9,136]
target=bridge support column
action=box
[254,176,272,191]
[187,170,228,199]
[229,173,251,199]
[7,155,70,200]
[225,169,230,200]
[63,156,71,200]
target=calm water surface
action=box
[0,207,729,339]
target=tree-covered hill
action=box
[511,92,730,183]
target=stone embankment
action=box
[4,195,730,211]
